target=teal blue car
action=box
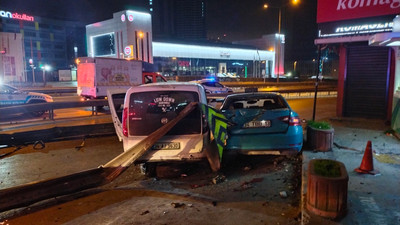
[220,92,303,155]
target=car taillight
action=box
[279,116,301,126]
[122,107,128,137]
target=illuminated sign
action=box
[121,14,126,22]
[318,16,395,38]
[124,45,133,56]
[317,0,399,23]
[0,10,34,22]
[128,14,134,22]
[178,61,190,67]
[220,51,230,58]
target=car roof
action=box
[129,82,205,93]
[127,82,207,103]
[225,92,282,99]
[190,79,219,84]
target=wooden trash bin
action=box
[306,159,348,219]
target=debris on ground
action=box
[243,166,251,171]
[33,140,45,150]
[140,210,150,215]
[333,142,360,151]
[279,191,288,198]
[273,156,286,167]
[212,174,226,184]
[75,137,85,150]
[171,202,185,208]
[191,183,208,189]
[233,177,264,192]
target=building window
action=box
[24,31,37,37]
[91,33,115,56]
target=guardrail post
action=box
[49,108,54,120]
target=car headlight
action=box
[46,96,54,102]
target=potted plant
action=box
[307,159,348,219]
[306,120,334,151]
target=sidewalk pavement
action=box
[301,118,400,225]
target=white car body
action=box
[0,84,53,106]
[107,82,210,163]
[190,79,233,94]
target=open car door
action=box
[107,89,127,141]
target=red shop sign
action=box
[317,0,400,23]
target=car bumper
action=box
[225,128,303,153]
[124,134,208,163]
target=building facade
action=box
[315,0,399,132]
[86,10,153,63]
[0,8,86,82]
[234,34,285,78]
[152,41,275,78]
[86,10,276,78]
[0,32,25,82]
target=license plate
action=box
[152,142,180,150]
[243,120,271,128]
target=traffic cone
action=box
[354,141,377,174]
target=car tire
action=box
[139,162,157,177]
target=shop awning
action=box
[369,32,400,46]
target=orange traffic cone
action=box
[355,141,377,174]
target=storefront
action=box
[86,10,276,79]
[315,0,399,131]
[369,16,400,133]
[152,42,274,78]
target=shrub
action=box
[313,159,341,177]
[307,120,332,130]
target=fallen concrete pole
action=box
[0,102,199,212]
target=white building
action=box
[86,10,276,78]
[0,32,26,83]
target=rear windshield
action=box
[128,91,201,135]
[222,95,288,110]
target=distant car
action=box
[310,75,323,81]
[220,92,303,155]
[0,83,53,116]
[190,79,233,94]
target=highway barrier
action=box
[0,102,204,212]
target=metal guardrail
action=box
[0,87,337,120]
[20,87,77,95]
[0,98,124,120]
[207,87,338,99]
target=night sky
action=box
[0,0,318,60]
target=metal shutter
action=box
[344,46,390,118]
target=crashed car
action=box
[0,83,53,116]
[220,92,303,155]
[107,82,214,174]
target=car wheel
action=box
[139,163,157,177]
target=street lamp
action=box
[29,58,36,84]
[41,64,51,87]
[263,0,300,83]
